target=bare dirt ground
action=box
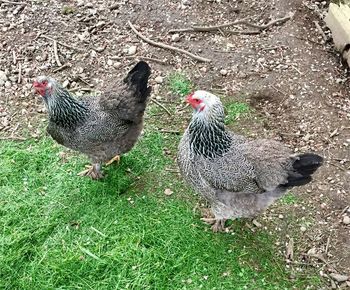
[1,0,349,286]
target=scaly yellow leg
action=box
[105,155,120,166]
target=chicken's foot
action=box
[200,217,227,232]
[106,155,120,166]
[77,163,103,180]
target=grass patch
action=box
[225,102,251,125]
[0,131,322,289]
[280,192,299,205]
[167,72,193,97]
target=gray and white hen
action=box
[33,61,151,179]
[177,91,323,232]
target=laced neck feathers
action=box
[188,103,232,159]
[43,84,89,128]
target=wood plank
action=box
[325,3,350,65]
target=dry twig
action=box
[128,21,211,63]
[151,99,172,116]
[17,62,22,84]
[0,0,26,5]
[110,55,168,65]
[39,35,84,52]
[159,129,180,134]
[169,12,294,34]
[53,40,62,67]
[0,136,27,141]
[53,63,71,73]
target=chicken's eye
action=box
[42,81,48,86]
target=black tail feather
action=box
[281,153,323,188]
[124,61,151,101]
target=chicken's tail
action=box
[281,153,323,188]
[124,61,151,102]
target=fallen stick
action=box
[53,40,62,67]
[128,21,211,63]
[226,30,260,35]
[0,0,26,5]
[169,12,294,34]
[110,55,168,65]
[53,63,71,73]
[151,99,172,116]
[39,35,84,52]
[0,136,27,141]
[17,62,22,84]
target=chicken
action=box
[177,91,323,232]
[33,61,151,179]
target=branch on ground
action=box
[128,21,211,63]
[169,12,295,34]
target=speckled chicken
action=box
[177,91,323,232]
[33,61,151,179]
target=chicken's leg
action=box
[106,155,120,166]
[77,163,103,180]
[200,217,227,232]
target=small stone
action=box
[171,33,180,42]
[300,226,306,232]
[113,62,122,68]
[155,76,163,84]
[220,69,228,76]
[127,45,137,55]
[278,214,284,219]
[164,188,173,196]
[302,133,311,142]
[107,59,113,66]
[342,215,350,225]
[62,80,70,88]
[329,273,349,283]
[96,21,106,28]
[0,70,7,81]
[4,81,11,88]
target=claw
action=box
[201,217,227,232]
[106,155,120,166]
[77,164,103,180]
[200,217,217,225]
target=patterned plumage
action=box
[177,91,323,232]
[34,61,151,179]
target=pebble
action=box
[4,81,11,88]
[155,76,163,84]
[300,226,306,232]
[107,59,113,66]
[164,188,173,196]
[0,70,7,81]
[342,215,350,225]
[127,45,137,55]
[171,33,180,42]
[329,273,349,283]
[62,80,69,88]
[220,69,228,76]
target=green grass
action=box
[280,192,299,205]
[225,102,251,125]
[167,73,193,97]
[0,130,323,289]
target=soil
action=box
[0,0,349,285]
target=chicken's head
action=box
[33,76,54,97]
[186,90,222,113]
